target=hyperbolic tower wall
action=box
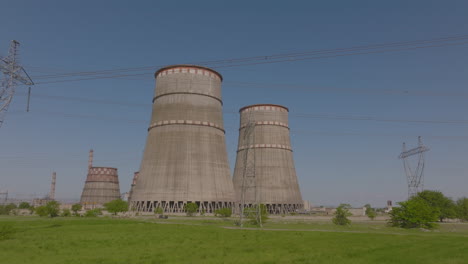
[130,65,235,213]
[232,104,303,214]
[80,149,121,208]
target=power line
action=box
[25,33,468,84]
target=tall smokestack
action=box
[88,149,93,170]
[50,172,56,200]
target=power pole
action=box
[0,190,7,205]
[399,136,430,198]
[239,114,262,228]
[0,40,34,128]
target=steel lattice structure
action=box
[0,40,34,128]
[399,136,430,198]
[238,112,262,227]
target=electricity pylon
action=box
[238,114,262,228]
[399,136,430,198]
[0,40,34,128]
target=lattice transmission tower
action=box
[398,136,430,198]
[238,114,262,228]
[0,40,34,128]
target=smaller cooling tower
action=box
[232,104,303,214]
[80,150,121,208]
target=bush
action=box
[365,204,377,220]
[332,204,352,226]
[456,197,468,221]
[61,209,71,217]
[388,197,439,229]
[104,199,128,215]
[0,224,15,241]
[154,206,164,215]
[215,207,232,217]
[185,203,198,216]
[0,203,17,215]
[18,202,31,209]
[85,209,102,217]
[71,204,82,216]
[35,206,48,217]
[45,201,60,218]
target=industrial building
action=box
[80,149,121,209]
[130,65,236,213]
[232,104,303,214]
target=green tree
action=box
[104,199,128,215]
[71,203,82,216]
[388,197,439,229]
[0,203,17,215]
[456,197,468,222]
[45,201,60,218]
[85,209,102,217]
[154,206,164,215]
[185,202,198,216]
[214,207,232,217]
[18,202,31,209]
[364,204,377,220]
[35,206,48,217]
[416,190,456,222]
[61,209,71,217]
[332,204,352,225]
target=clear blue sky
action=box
[1,0,467,207]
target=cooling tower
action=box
[232,104,303,214]
[128,171,139,202]
[130,65,235,213]
[80,150,121,209]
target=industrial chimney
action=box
[80,150,121,209]
[130,65,235,213]
[49,172,56,200]
[232,104,303,214]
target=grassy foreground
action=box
[0,216,467,264]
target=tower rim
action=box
[239,104,289,113]
[154,64,223,81]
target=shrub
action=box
[215,207,232,217]
[365,204,377,220]
[0,203,17,215]
[45,201,60,218]
[185,203,198,216]
[85,209,102,217]
[388,197,439,229]
[61,209,71,217]
[18,202,31,209]
[104,199,128,215]
[332,204,352,226]
[456,197,468,221]
[35,206,48,217]
[71,204,82,216]
[154,206,164,215]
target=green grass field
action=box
[1,216,467,264]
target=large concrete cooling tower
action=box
[128,171,139,202]
[80,149,121,209]
[130,65,235,213]
[232,104,303,214]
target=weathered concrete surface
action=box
[130,65,235,213]
[233,104,303,214]
[80,167,121,209]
